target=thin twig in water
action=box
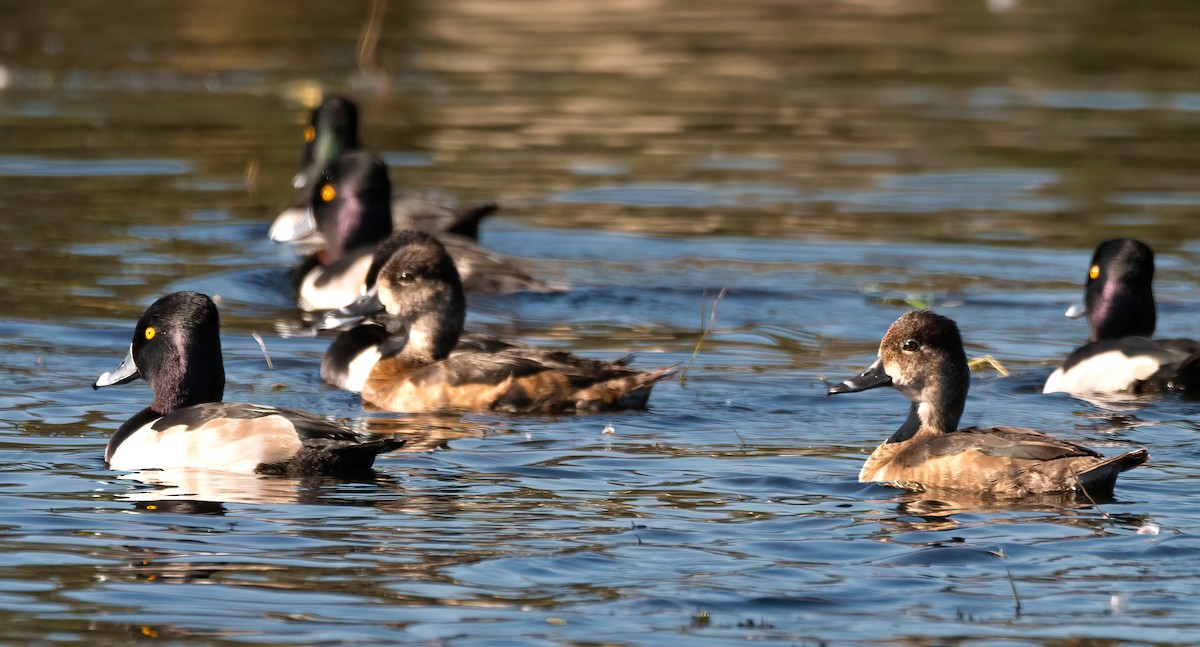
[1073,471,1111,521]
[244,158,259,198]
[679,287,726,386]
[357,0,387,75]
[251,332,273,370]
[1006,568,1022,616]
[732,428,748,448]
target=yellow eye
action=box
[144,326,156,340]
[320,184,336,202]
[1089,264,1100,280]
[304,125,316,143]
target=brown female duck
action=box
[321,230,673,413]
[828,310,1147,496]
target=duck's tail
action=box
[280,437,407,477]
[446,201,499,240]
[1075,448,1148,496]
[577,366,677,412]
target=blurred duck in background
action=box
[279,151,559,311]
[271,95,497,243]
[1044,238,1199,396]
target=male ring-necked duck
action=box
[1043,238,1199,395]
[270,95,496,242]
[320,230,673,413]
[287,151,392,311]
[283,151,558,311]
[93,291,404,475]
[828,310,1147,496]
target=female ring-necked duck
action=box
[282,151,558,311]
[828,310,1147,496]
[320,230,673,413]
[270,95,496,242]
[1043,239,1199,395]
[93,291,404,475]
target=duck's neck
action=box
[1088,279,1155,342]
[323,197,391,265]
[151,339,225,415]
[887,399,963,444]
[391,308,464,366]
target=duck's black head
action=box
[310,151,393,262]
[301,96,361,176]
[93,291,226,415]
[1084,238,1155,342]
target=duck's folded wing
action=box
[899,426,1101,467]
[453,332,525,355]
[409,350,551,387]
[151,402,362,442]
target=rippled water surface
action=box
[2,1,1199,644]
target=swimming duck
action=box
[92,291,405,475]
[321,230,673,413]
[284,151,558,311]
[287,151,393,311]
[828,310,1147,496]
[270,95,496,242]
[1043,239,1199,395]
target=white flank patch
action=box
[1043,349,1167,395]
[298,254,374,311]
[343,346,383,393]
[109,414,303,474]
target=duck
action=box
[318,229,674,413]
[283,151,558,311]
[92,291,405,475]
[270,95,496,242]
[827,310,1147,496]
[1043,238,1199,395]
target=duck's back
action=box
[363,348,672,413]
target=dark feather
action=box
[408,347,648,389]
[256,437,406,477]
[150,402,363,442]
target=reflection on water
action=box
[0,0,1198,644]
